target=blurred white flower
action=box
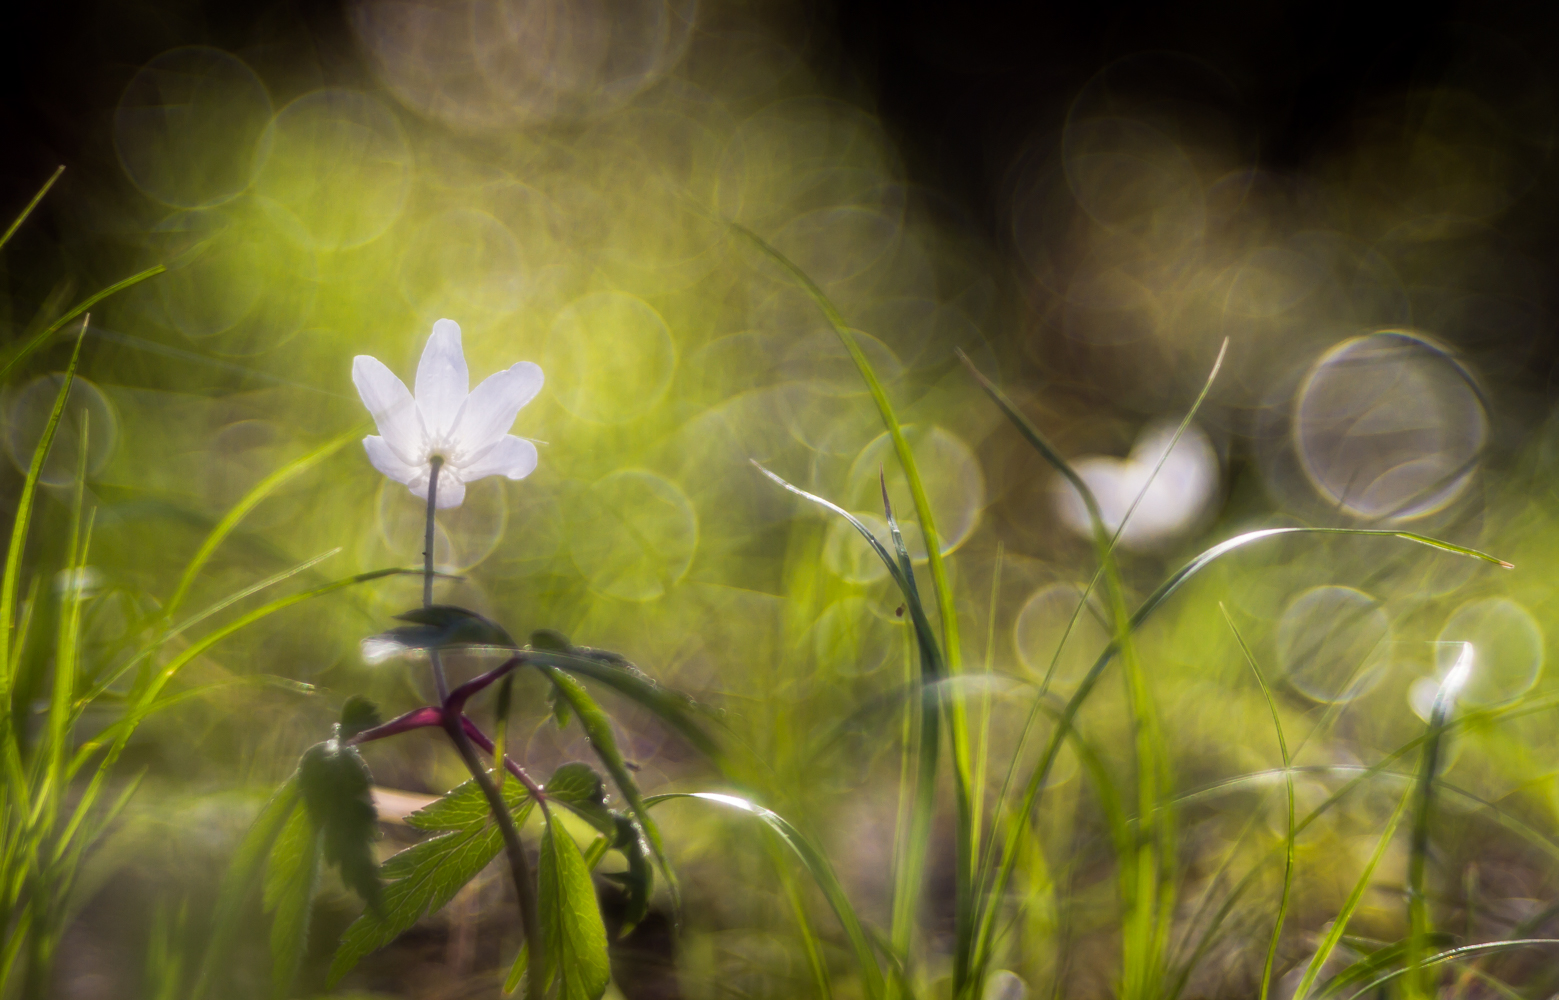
[1054,419,1218,551]
[353,318,543,509]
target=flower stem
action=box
[425,456,448,701]
[424,455,543,996]
[441,711,544,1000]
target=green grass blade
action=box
[191,780,301,1000]
[1293,784,1414,1000]
[1221,605,1293,1000]
[1406,643,1472,998]
[961,340,1225,1000]
[0,166,63,253]
[72,568,415,773]
[0,318,87,695]
[77,547,343,709]
[164,427,364,619]
[539,665,679,911]
[646,791,885,1000]
[1333,939,1559,1000]
[0,265,166,385]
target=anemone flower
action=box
[353,319,543,509]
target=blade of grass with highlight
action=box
[646,791,885,1000]
[881,473,941,998]
[164,426,364,619]
[753,459,947,992]
[1406,644,1471,999]
[734,227,978,988]
[1293,782,1414,1000]
[0,318,87,696]
[0,167,62,253]
[1222,605,1294,1000]
[0,265,167,385]
[1333,939,1559,1000]
[967,526,1509,989]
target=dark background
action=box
[2,0,1556,384]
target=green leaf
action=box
[546,762,606,806]
[328,797,536,985]
[530,648,720,761]
[529,628,575,654]
[605,815,653,930]
[382,604,517,650]
[263,802,321,1000]
[298,736,380,911]
[539,667,675,902]
[539,810,611,1000]
[545,762,618,839]
[337,696,382,742]
[406,774,530,832]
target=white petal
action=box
[404,463,467,509]
[458,435,538,482]
[353,356,425,464]
[433,471,466,509]
[415,319,469,441]
[362,435,423,485]
[449,361,543,458]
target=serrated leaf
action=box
[338,695,382,741]
[406,774,531,831]
[327,798,536,985]
[540,810,610,1000]
[298,737,380,911]
[263,802,320,1000]
[540,667,675,900]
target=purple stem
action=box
[460,716,547,804]
[347,705,443,745]
[444,654,526,716]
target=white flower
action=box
[353,318,543,509]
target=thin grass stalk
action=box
[1406,643,1470,999]
[1221,605,1294,1000]
[163,426,362,619]
[0,167,63,253]
[1291,783,1414,1000]
[0,265,167,386]
[0,318,87,701]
